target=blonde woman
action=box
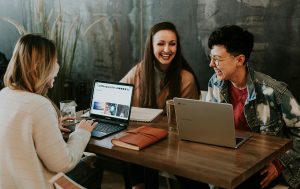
[0,34,102,189]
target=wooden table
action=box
[83,115,292,189]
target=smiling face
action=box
[152,30,177,70]
[209,45,248,88]
[209,45,239,81]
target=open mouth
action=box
[215,68,222,76]
[160,53,173,60]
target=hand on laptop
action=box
[77,119,98,133]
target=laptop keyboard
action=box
[94,122,122,133]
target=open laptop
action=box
[174,98,251,148]
[68,80,134,138]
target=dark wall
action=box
[139,0,300,101]
[1,0,300,104]
[203,0,300,100]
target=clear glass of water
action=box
[60,100,77,122]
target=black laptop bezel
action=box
[89,80,134,125]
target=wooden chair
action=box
[50,172,86,189]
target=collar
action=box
[212,65,257,102]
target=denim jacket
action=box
[206,66,300,188]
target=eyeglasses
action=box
[208,54,235,66]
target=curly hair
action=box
[208,25,254,63]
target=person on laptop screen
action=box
[206,25,300,189]
[0,34,102,189]
[120,22,207,189]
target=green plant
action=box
[29,0,81,104]
[1,0,107,105]
[1,0,80,105]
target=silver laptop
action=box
[174,98,251,148]
[67,80,134,138]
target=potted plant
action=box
[1,0,107,106]
[1,0,80,105]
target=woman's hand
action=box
[59,116,75,132]
[76,119,97,133]
[260,162,279,188]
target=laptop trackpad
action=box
[92,130,106,138]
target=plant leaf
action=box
[0,16,27,35]
[83,16,106,37]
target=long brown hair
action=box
[141,22,200,108]
[4,34,57,96]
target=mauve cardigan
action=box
[121,62,199,109]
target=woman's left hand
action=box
[59,116,75,132]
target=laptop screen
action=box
[89,80,134,122]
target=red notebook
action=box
[111,125,168,150]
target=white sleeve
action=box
[32,102,91,173]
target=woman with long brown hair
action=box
[121,22,207,189]
[121,21,200,110]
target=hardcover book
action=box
[111,125,168,150]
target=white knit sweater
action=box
[0,87,91,189]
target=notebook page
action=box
[130,107,163,122]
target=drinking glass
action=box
[166,99,177,132]
[60,100,77,122]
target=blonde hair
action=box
[4,34,57,96]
